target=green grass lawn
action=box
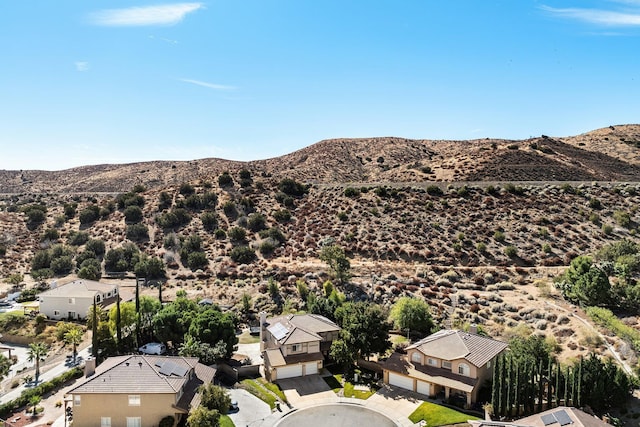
[323,374,375,399]
[239,378,287,409]
[220,414,235,427]
[237,330,261,344]
[409,401,480,426]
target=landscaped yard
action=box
[409,401,480,426]
[237,329,260,344]
[323,374,376,399]
[239,378,286,409]
[220,414,234,427]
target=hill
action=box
[2,124,640,193]
[2,124,640,387]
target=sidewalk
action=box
[0,345,92,405]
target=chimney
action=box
[84,357,96,377]
[469,324,478,335]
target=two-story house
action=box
[260,312,340,381]
[382,328,507,408]
[67,355,216,427]
[38,279,120,320]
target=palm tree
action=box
[64,327,84,364]
[27,342,49,383]
[29,394,41,416]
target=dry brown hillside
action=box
[2,124,640,193]
[3,125,640,407]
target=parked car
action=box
[138,342,166,355]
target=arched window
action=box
[458,363,470,376]
[411,352,422,364]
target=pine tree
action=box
[92,297,98,358]
[506,356,512,417]
[537,360,544,413]
[116,292,122,353]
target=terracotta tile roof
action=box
[68,355,215,399]
[407,329,507,367]
[39,279,116,299]
[382,352,477,393]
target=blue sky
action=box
[2,1,640,171]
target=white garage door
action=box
[304,362,318,375]
[388,373,414,391]
[277,364,303,380]
[417,381,431,396]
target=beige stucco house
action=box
[260,312,340,381]
[67,355,215,427]
[383,328,507,408]
[38,279,119,320]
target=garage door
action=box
[388,373,414,391]
[277,364,303,380]
[304,362,318,375]
[417,381,431,396]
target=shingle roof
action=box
[68,355,214,397]
[39,279,116,298]
[407,329,507,367]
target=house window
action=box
[128,395,141,406]
[487,360,492,369]
[68,298,75,304]
[442,361,452,370]
[73,395,81,406]
[126,417,142,427]
[101,417,112,427]
[53,310,60,317]
[292,344,302,352]
[458,363,470,376]
[428,358,437,366]
[96,294,101,303]
[411,352,422,363]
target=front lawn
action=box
[239,378,287,409]
[220,414,235,427]
[323,374,375,399]
[409,401,480,426]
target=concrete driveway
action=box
[227,388,272,426]
[277,375,337,407]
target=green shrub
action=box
[218,172,233,187]
[228,227,246,242]
[494,230,506,242]
[504,245,518,257]
[344,187,360,198]
[273,209,291,223]
[476,242,487,253]
[426,185,443,196]
[230,246,256,264]
[278,178,307,197]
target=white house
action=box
[38,279,119,320]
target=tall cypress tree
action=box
[576,356,583,407]
[514,361,521,417]
[116,291,122,353]
[537,360,544,413]
[492,355,500,415]
[91,297,98,358]
[564,366,570,405]
[547,358,553,410]
[506,355,512,417]
[555,362,561,407]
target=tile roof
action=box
[382,351,477,393]
[516,407,612,427]
[68,355,215,398]
[39,279,116,299]
[264,348,324,367]
[266,313,340,345]
[407,329,507,367]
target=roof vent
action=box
[138,362,143,367]
[125,362,129,366]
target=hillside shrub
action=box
[273,209,291,223]
[344,187,360,198]
[218,172,233,187]
[126,224,149,241]
[426,185,443,196]
[230,246,256,264]
[278,178,307,197]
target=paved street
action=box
[227,388,272,427]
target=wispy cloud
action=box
[75,61,90,72]
[149,35,179,45]
[541,4,640,26]
[89,3,204,27]
[179,78,236,91]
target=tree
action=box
[188,309,238,359]
[199,384,231,414]
[319,244,351,284]
[389,297,435,336]
[27,342,49,383]
[138,296,162,343]
[187,406,220,427]
[29,394,41,416]
[153,297,199,345]
[330,338,355,373]
[334,302,391,360]
[64,327,84,364]
[109,301,137,351]
[0,354,11,381]
[556,256,611,306]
